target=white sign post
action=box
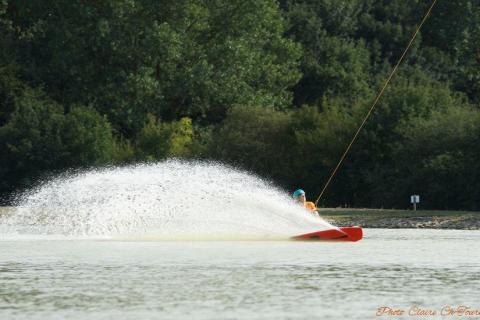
[410,195,420,211]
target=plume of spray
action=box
[2,160,337,240]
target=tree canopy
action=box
[1,0,479,209]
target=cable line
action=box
[314,0,438,206]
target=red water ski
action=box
[292,226,363,242]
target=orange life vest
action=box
[304,201,317,212]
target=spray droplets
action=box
[3,160,334,239]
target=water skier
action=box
[292,189,318,216]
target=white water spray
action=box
[2,160,336,240]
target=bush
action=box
[136,114,194,161]
[0,89,116,196]
[62,106,116,166]
[210,105,295,184]
[395,106,480,210]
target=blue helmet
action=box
[292,189,305,198]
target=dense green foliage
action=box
[1,0,479,209]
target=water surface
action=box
[1,229,479,320]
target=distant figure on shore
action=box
[292,189,318,215]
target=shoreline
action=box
[321,208,480,230]
[1,207,479,230]
[324,216,480,230]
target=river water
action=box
[1,229,479,320]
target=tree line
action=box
[1,0,479,209]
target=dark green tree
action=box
[210,105,296,185]
[4,0,301,135]
[394,105,480,210]
[0,88,115,197]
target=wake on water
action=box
[1,160,336,240]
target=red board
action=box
[291,226,363,242]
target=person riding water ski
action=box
[292,189,317,214]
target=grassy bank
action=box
[320,208,480,229]
[321,208,478,219]
[1,206,479,229]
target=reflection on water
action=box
[1,229,479,319]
